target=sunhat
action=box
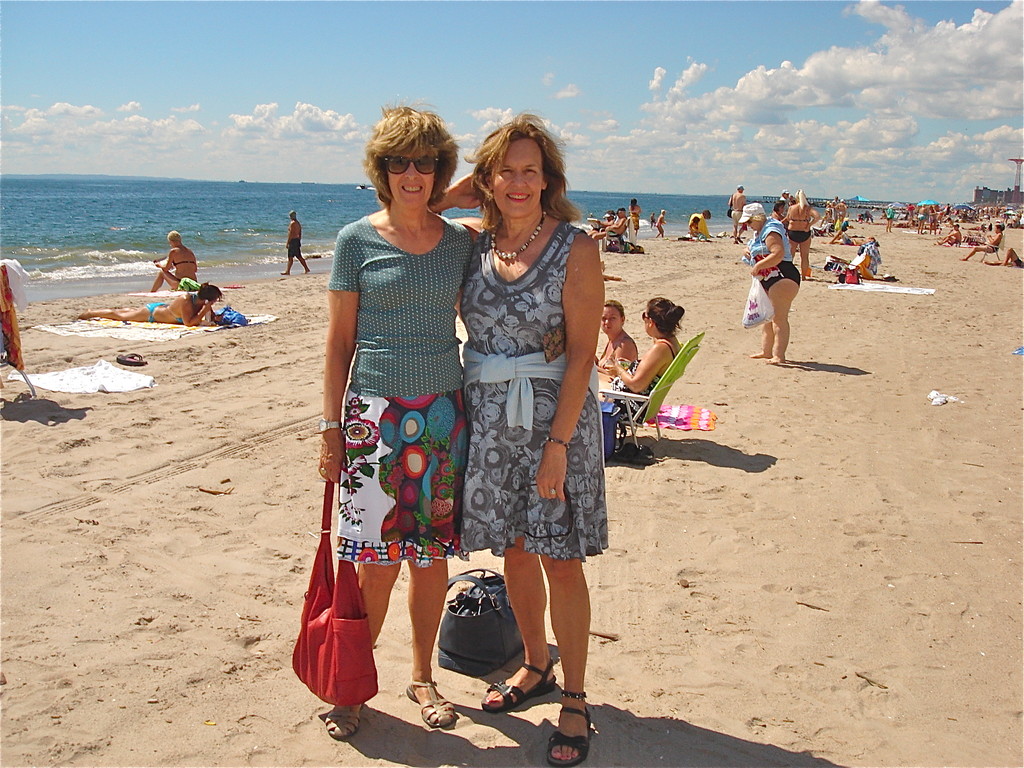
[738,203,765,223]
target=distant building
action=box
[973,186,1014,205]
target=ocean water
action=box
[0,177,732,301]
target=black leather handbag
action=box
[437,569,523,677]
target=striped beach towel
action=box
[649,404,718,431]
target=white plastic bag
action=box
[742,277,775,329]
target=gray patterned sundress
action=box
[460,221,608,561]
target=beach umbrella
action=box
[952,204,974,211]
[847,195,871,202]
[918,199,939,206]
[886,202,906,208]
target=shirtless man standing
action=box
[729,185,746,244]
[150,231,198,291]
[282,210,310,275]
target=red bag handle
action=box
[321,481,368,619]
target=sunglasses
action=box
[383,155,438,174]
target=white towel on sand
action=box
[7,359,155,393]
[829,283,935,295]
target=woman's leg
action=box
[407,558,448,684]
[325,561,400,738]
[482,540,551,707]
[541,555,591,761]
[765,279,800,364]
[78,307,148,322]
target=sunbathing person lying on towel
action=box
[79,283,222,326]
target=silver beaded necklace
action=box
[491,213,546,265]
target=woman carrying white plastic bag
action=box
[739,202,800,363]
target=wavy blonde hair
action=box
[363,106,458,209]
[468,113,579,231]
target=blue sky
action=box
[2,1,1021,201]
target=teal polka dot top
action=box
[328,216,472,398]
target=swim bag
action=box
[438,569,523,677]
[214,306,248,326]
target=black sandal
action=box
[116,353,147,367]
[546,691,592,767]
[481,659,556,714]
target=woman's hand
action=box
[440,173,481,211]
[535,442,568,501]
[319,430,344,483]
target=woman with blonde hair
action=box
[597,300,639,373]
[317,105,473,739]
[451,113,606,766]
[784,190,818,279]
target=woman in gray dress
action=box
[458,114,606,767]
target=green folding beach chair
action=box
[600,331,704,447]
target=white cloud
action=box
[117,101,141,113]
[542,72,555,87]
[469,107,515,135]
[172,104,201,113]
[225,102,361,140]
[554,84,581,100]
[649,67,666,92]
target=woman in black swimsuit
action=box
[151,231,199,291]
[784,190,819,279]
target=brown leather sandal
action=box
[406,681,457,729]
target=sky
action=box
[1,0,1022,202]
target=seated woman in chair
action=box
[598,297,684,421]
[79,283,222,326]
[598,300,639,372]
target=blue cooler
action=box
[600,401,620,461]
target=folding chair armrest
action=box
[598,389,649,403]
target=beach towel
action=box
[1,265,27,370]
[828,284,935,295]
[1012,347,1024,356]
[31,315,276,342]
[649,404,718,431]
[7,359,155,393]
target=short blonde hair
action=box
[469,113,579,231]
[167,231,182,243]
[363,106,458,209]
[604,300,626,319]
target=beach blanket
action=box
[828,283,935,295]
[7,359,155,393]
[648,404,718,431]
[31,315,276,342]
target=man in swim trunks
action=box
[729,185,746,244]
[80,283,223,326]
[961,223,1004,262]
[282,210,310,275]
[151,231,199,291]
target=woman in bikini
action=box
[597,300,639,380]
[598,297,684,422]
[784,190,818,280]
[151,231,199,291]
[79,283,222,326]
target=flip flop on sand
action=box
[115,353,147,367]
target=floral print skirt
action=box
[336,390,467,567]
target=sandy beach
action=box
[2,222,1021,767]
